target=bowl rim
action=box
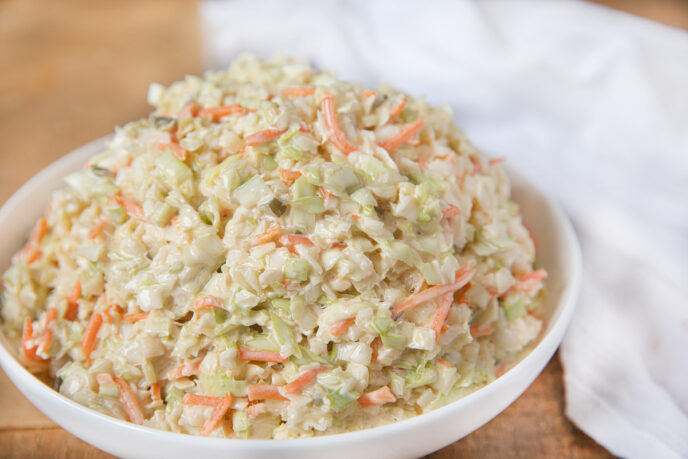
[0,135,582,449]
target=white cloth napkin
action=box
[200,0,688,456]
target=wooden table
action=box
[1,0,683,457]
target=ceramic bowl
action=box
[0,136,581,459]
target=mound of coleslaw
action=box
[0,54,547,439]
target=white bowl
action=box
[0,137,581,459]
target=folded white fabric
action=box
[201,0,688,456]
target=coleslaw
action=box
[0,54,547,439]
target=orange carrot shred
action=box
[114,376,144,425]
[283,366,332,395]
[321,91,356,154]
[200,393,233,436]
[65,280,81,321]
[470,325,493,338]
[279,234,314,248]
[252,225,281,246]
[183,394,223,407]
[156,141,187,161]
[167,360,202,380]
[391,262,474,318]
[238,349,287,363]
[441,204,461,219]
[278,168,302,182]
[151,382,162,402]
[123,312,149,323]
[113,195,144,220]
[319,186,334,199]
[247,384,287,401]
[21,318,46,363]
[378,116,425,152]
[430,294,453,342]
[389,98,407,120]
[178,102,199,119]
[511,269,548,292]
[197,104,247,119]
[330,317,355,337]
[489,157,506,166]
[358,386,396,407]
[281,86,315,99]
[245,128,287,146]
[298,122,312,133]
[193,295,224,311]
[362,90,377,99]
[81,312,103,365]
[88,219,108,239]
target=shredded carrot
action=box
[252,225,281,246]
[16,217,48,265]
[331,242,347,249]
[370,337,382,363]
[391,262,475,318]
[378,116,425,152]
[494,361,508,378]
[279,234,314,248]
[441,204,461,219]
[470,325,493,338]
[156,141,187,161]
[193,295,224,311]
[37,328,53,355]
[436,358,450,367]
[247,402,267,418]
[114,376,144,425]
[238,349,287,363]
[88,219,108,239]
[170,215,182,232]
[29,217,48,246]
[330,317,355,337]
[197,104,247,119]
[178,102,199,119]
[183,394,223,407]
[283,366,332,395]
[351,214,360,221]
[430,294,453,342]
[200,393,233,436]
[113,195,144,220]
[123,312,149,323]
[278,168,302,182]
[319,186,334,199]
[21,318,46,363]
[298,122,312,133]
[24,247,42,264]
[457,283,471,305]
[489,157,506,166]
[247,384,287,401]
[96,373,115,387]
[65,280,81,321]
[167,360,202,380]
[362,90,377,99]
[281,86,315,99]
[389,98,407,120]
[44,308,58,325]
[150,382,162,402]
[358,386,396,407]
[321,91,356,154]
[470,156,482,174]
[245,128,287,146]
[81,312,103,365]
[512,269,548,292]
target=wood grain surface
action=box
[1,0,682,457]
